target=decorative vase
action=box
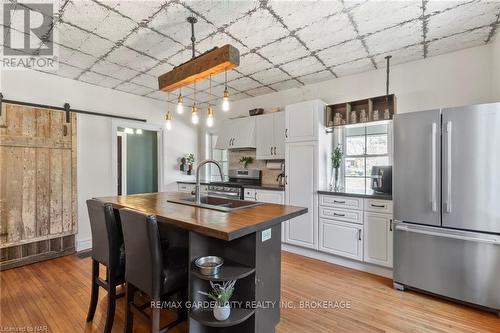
[213,303,230,321]
[187,164,192,175]
[330,167,340,191]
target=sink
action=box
[168,196,263,212]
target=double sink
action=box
[168,196,263,212]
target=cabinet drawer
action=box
[319,207,362,224]
[320,195,363,211]
[364,199,393,214]
[319,219,363,261]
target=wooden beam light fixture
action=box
[157,17,240,93]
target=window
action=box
[343,123,391,192]
[208,134,228,181]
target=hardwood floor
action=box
[1,251,498,332]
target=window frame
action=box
[342,123,393,192]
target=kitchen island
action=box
[96,192,307,333]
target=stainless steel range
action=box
[208,169,261,199]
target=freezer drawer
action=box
[394,222,500,311]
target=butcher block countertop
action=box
[96,192,307,241]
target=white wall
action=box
[218,44,496,119]
[493,36,500,101]
[1,70,198,251]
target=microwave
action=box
[370,166,392,194]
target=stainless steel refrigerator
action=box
[393,102,500,313]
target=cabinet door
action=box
[285,100,322,142]
[285,142,317,249]
[273,112,286,159]
[214,120,234,149]
[232,117,256,149]
[255,189,284,204]
[319,219,363,261]
[363,212,393,267]
[255,114,274,159]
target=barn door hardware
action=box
[0,93,147,122]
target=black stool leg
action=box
[104,269,117,333]
[151,297,161,333]
[86,259,99,322]
[124,283,135,333]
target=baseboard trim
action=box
[76,238,92,252]
[282,243,393,279]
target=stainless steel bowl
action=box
[195,256,224,276]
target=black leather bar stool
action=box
[119,208,188,333]
[86,199,125,333]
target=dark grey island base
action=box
[96,192,306,333]
[189,224,282,333]
[318,189,392,200]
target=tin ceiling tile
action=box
[270,0,344,31]
[115,82,155,95]
[373,44,423,68]
[427,2,500,40]
[245,86,275,96]
[61,1,110,33]
[57,22,90,49]
[296,12,357,51]
[297,70,335,85]
[258,37,309,65]
[333,58,374,77]
[427,27,491,57]
[268,79,302,91]
[317,39,367,67]
[131,73,158,89]
[57,62,84,79]
[280,56,326,77]
[78,34,115,58]
[114,1,164,22]
[250,67,290,84]
[94,10,137,42]
[228,76,261,91]
[146,90,170,102]
[226,8,289,50]
[364,20,422,55]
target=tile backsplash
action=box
[228,149,283,185]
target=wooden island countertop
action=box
[96,192,307,241]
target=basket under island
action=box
[96,191,307,333]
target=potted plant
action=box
[239,156,253,169]
[198,280,236,321]
[185,153,195,175]
[331,145,343,191]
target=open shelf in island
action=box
[191,263,256,282]
[190,308,256,328]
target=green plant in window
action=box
[185,153,195,166]
[331,145,343,191]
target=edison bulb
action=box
[166,119,172,130]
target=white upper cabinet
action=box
[256,112,285,160]
[215,117,256,149]
[285,100,325,143]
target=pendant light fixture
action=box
[222,69,230,112]
[191,81,199,124]
[206,75,214,127]
[176,88,184,114]
[166,92,173,131]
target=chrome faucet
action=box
[195,159,223,204]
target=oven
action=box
[207,169,261,200]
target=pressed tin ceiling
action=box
[3,0,500,105]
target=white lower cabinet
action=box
[318,194,393,268]
[363,212,393,268]
[319,218,363,261]
[244,189,286,241]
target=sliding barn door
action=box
[0,103,77,269]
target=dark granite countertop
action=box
[242,184,285,191]
[318,189,392,200]
[177,181,284,192]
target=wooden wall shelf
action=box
[325,94,396,128]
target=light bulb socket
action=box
[165,111,172,121]
[177,94,183,104]
[191,102,198,113]
[223,88,229,99]
[207,104,214,117]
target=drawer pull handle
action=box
[333,213,345,217]
[370,204,386,208]
[333,200,346,204]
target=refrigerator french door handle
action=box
[395,225,500,245]
[445,121,452,213]
[431,122,437,212]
